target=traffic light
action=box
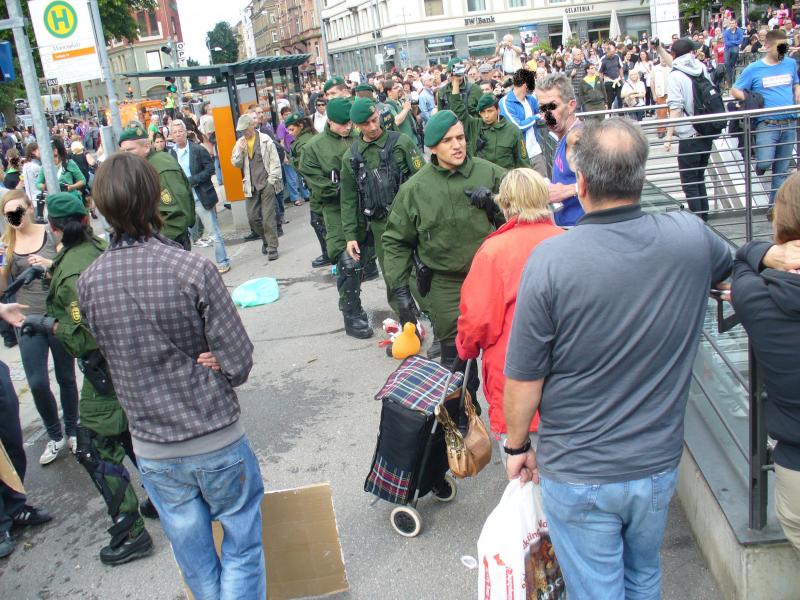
[165,76,176,93]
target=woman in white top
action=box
[22,142,41,204]
[634,51,654,106]
[621,70,646,121]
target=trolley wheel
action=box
[432,473,457,503]
[390,506,423,537]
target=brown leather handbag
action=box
[435,361,492,478]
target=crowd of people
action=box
[0,6,798,599]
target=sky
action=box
[176,0,250,65]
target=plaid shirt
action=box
[77,235,253,443]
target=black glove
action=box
[393,285,420,327]
[465,187,495,222]
[20,315,56,337]
[412,252,432,297]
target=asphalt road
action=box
[0,203,721,600]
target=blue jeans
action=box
[15,329,79,441]
[755,120,797,203]
[138,436,266,600]
[194,201,230,267]
[282,164,309,202]
[214,154,223,186]
[540,467,679,600]
[723,48,738,84]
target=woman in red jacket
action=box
[455,168,564,455]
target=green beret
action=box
[354,84,375,93]
[446,58,466,73]
[323,76,345,92]
[424,110,459,147]
[284,112,305,126]
[476,93,498,113]
[327,97,353,125]
[46,192,88,219]
[118,124,148,145]
[350,98,376,124]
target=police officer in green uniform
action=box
[385,82,418,144]
[118,124,195,249]
[324,76,352,100]
[449,77,528,171]
[298,98,373,339]
[354,84,395,132]
[436,58,483,116]
[382,111,506,394]
[20,193,154,566]
[285,112,329,268]
[340,98,425,316]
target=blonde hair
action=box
[0,190,32,272]
[495,168,551,223]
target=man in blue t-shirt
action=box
[535,73,584,227]
[732,28,800,202]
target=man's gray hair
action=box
[572,118,649,203]
[170,119,186,130]
[536,73,575,103]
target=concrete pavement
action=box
[0,201,721,599]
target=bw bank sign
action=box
[29,0,102,86]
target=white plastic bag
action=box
[477,480,566,600]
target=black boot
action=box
[244,230,260,242]
[100,515,153,566]
[312,254,331,268]
[343,311,372,339]
[362,258,379,281]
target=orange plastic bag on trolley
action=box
[477,480,566,600]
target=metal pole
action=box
[172,35,184,99]
[371,0,381,71]
[748,345,768,531]
[742,114,752,242]
[5,0,59,193]
[88,0,121,138]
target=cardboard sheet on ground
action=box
[185,483,348,600]
[0,439,24,494]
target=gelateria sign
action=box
[464,15,496,26]
[565,5,595,15]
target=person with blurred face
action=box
[382,110,507,401]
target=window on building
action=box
[587,19,609,42]
[170,17,176,35]
[136,11,146,33]
[467,32,497,57]
[272,31,278,42]
[148,11,159,35]
[507,0,526,7]
[145,50,162,71]
[270,13,276,24]
[424,0,444,16]
[548,0,567,4]
[466,0,486,12]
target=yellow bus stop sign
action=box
[43,1,77,39]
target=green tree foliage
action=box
[206,22,239,65]
[0,0,156,123]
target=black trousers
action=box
[0,361,26,532]
[678,136,714,221]
[604,81,621,110]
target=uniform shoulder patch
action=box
[412,155,423,171]
[69,301,81,324]
[160,188,173,205]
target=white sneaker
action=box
[195,238,213,248]
[68,435,77,454]
[39,438,65,465]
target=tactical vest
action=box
[351,131,403,221]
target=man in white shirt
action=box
[313,98,328,133]
[494,34,523,75]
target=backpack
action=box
[674,67,726,137]
[350,131,403,220]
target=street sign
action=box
[28,0,102,85]
[176,41,185,60]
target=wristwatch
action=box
[503,438,532,456]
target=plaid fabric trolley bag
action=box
[364,355,467,537]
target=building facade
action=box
[276,0,323,70]
[238,4,258,60]
[79,2,184,106]
[250,0,282,56]
[321,0,658,74]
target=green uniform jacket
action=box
[449,92,528,170]
[385,99,417,142]
[47,236,127,436]
[147,150,195,241]
[298,125,358,205]
[382,155,507,288]
[339,130,425,242]
[291,128,319,211]
[436,81,483,115]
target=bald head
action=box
[571,118,649,204]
